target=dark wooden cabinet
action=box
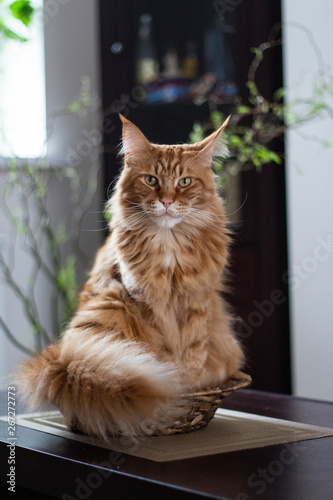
[98,0,290,393]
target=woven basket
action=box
[155,371,252,436]
[70,371,251,438]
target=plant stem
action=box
[0,316,35,357]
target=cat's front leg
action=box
[201,294,245,387]
[177,304,211,388]
[179,295,244,389]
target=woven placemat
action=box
[2,408,333,462]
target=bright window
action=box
[0,0,46,158]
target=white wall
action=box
[0,0,103,386]
[282,1,333,401]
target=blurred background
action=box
[0,0,332,401]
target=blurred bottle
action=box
[135,14,159,84]
[162,44,180,78]
[181,41,198,80]
[204,17,235,82]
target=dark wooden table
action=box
[1,389,333,500]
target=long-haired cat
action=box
[17,114,244,438]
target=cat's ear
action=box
[119,114,151,159]
[193,116,230,167]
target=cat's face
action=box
[120,146,219,229]
[114,115,229,230]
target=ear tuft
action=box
[211,135,229,160]
[119,114,151,158]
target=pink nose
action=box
[161,199,173,209]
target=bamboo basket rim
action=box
[185,371,252,398]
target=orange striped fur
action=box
[17,114,244,438]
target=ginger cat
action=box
[17,114,244,438]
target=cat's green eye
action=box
[178,177,192,188]
[144,175,158,186]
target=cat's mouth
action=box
[154,210,183,228]
[153,206,179,218]
[157,211,176,218]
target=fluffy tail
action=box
[17,335,186,439]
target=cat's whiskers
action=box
[122,207,153,219]
[190,206,222,219]
[122,203,222,231]
[187,207,224,228]
[123,200,162,217]
[123,210,150,222]
[122,209,152,228]
[225,193,248,219]
[123,199,143,208]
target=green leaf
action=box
[213,159,223,174]
[260,101,269,114]
[0,22,28,41]
[236,105,251,114]
[9,0,34,27]
[67,101,81,113]
[228,135,243,147]
[32,324,39,335]
[273,87,285,102]
[273,105,284,118]
[269,151,282,165]
[8,158,18,175]
[11,215,26,234]
[103,205,112,223]
[250,47,263,59]
[309,102,327,115]
[211,111,224,130]
[250,144,282,168]
[284,110,300,124]
[246,81,259,98]
[57,256,78,320]
[189,122,204,144]
[55,223,68,244]
[244,129,254,143]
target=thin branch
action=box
[247,39,282,85]
[0,253,50,346]
[0,316,35,357]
